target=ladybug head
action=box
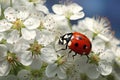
[58,33,73,45]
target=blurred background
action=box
[46,0,120,39]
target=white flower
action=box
[14,38,33,66]
[14,38,43,69]
[0,44,23,76]
[0,44,10,76]
[0,6,42,40]
[74,38,115,79]
[52,3,84,20]
[114,47,120,67]
[41,44,73,79]
[92,38,114,75]
[77,17,112,42]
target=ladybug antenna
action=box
[59,32,63,36]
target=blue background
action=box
[46,0,120,39]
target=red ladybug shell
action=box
[68,32,91,55]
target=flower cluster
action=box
[0,0,120,80]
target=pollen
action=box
[12,19,25,31]
[28,41,43,55]
[7,53,17,64]
[89,54,100,65]
[57,56,67,66]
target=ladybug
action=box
[58,32,92,58]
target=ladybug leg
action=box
[68,50,72,57]
[56,45,68,52]
[72,53,77,59]
[68,50,72,53]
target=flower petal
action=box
[99,49,114,62]
[35,4,49,14]
[18,51,33,66]
[14,38,30,52]
[0,19,12,32]
[21,28,36,40]
[36,30,55,46]
[98,34,109,42]
[98,61,112,76]
[0,44,7,57]
[86,64,100,79]
[52,4,65,15]
[45,63,57,78]
[0,60,10,76]
[7,30,20,44]
[43,15,56,31]
[68,3,83,13]
[4,7,17,22]
[92,37,105,52]
[17,69,31,80]
[24,17,40,29]
[16,6,29,20]
[70,12,85,20]
[57,66,67,79]
[30,55,43,70]
[41,45,57,64]
[75,56,88,73]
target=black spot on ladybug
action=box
[83,45,87,49]
[74,43,79,47]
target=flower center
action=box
[7,52,24,75]
[89,53,100,65]
[12,19,25,31]
[55,56,66,66]
[28,41,43,55]
[7,52,17,64]
[64,11,73,19]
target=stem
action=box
[0,7,5,20]
[92,32,98,41]
[10,0,13,7]
[67,18,72,30]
